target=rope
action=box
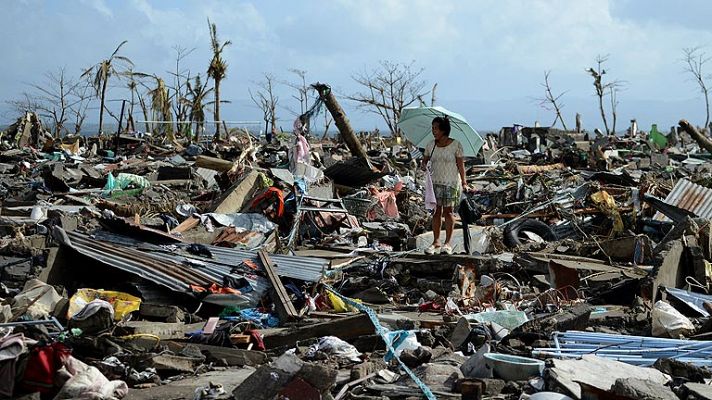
[324,284,436,400]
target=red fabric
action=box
[21,342,71,394]
[418,302,443,312]
[250,187,285,217]
[190,283,241,295]
[314,294,329,311]
[246,329,265,351]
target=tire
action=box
[503,218,557,248]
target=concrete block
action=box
[148,354,204,374]
[231,366,293,400]
[611,377,678,400]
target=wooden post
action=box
[313,83,369,160]
[115,99,126,156]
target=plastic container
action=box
[483,353,544,381]
[526,393,574,400]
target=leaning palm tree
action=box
[206,19,231,141]
[81,40,133,134]
[181,74,213,143]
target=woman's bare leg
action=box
[443,206,454,245]
[432,205,442,246]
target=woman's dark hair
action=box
[432,116,451,136]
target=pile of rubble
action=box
[3,114,712,400]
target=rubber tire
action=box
[503,218,557,248]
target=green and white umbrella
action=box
[397,106,484,157]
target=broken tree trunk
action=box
[195,155,235,172]
[313,83,369,160]
[679,119,712,153]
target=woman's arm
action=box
[456,157,466,187]
[421,143,433,171]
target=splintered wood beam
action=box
[258,250,299,323]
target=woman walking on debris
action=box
[421,116,466,255]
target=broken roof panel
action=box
[653,179,712,222]
[54,227,326,306]
[54,228,195,293]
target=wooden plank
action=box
[165,341,268,367]
[230,334,252,344]
[258,250,298,323]
[308,311,357,319]
[171,216,200,234]
[263,313,374,349]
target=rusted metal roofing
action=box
[653,179,712,222]
[56,229,197,293]
[212,227,266,248]
[52,228,327,308]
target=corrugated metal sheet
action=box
[61,231,194,293]
[55,229,327,309]
[56,231,264,306]
[653,179,712,222]
[89,230,328,282]
[194,245,327,282]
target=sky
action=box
[2,0,712,133]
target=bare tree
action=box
[81,40,133,134]
[587,55,623,135]
[249,73,279,137]
[68,81,93,135]
[283,68,312,117]
[181,74,213,142]
[321,111,333,140]
[537,71,569,130]
[207,19,231,140]
[169,46,195,136]
[5,93,42,117]
[682,47,711,130]
[348,60,428,136]
[609,86,619,135]
[284,68,336,138]
[28,68,86,137]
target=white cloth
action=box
[424,170,437,211]
[425,139,464,187]
[54,356,128,400]
[70,299,114,321]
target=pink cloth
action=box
[368,182,404,220]
[295,134,310,164]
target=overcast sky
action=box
[3,0,712,132]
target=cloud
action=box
[79,0,113,18]
[4,0,712,129]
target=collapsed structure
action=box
[1,110,712,400]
